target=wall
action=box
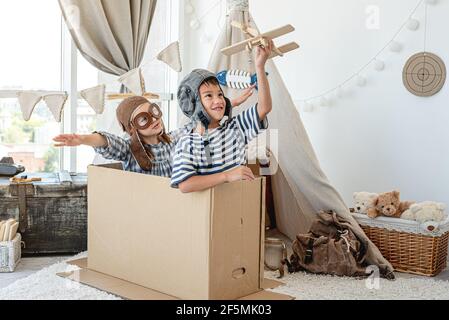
[180,0,449,207]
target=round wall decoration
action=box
[403,52,446,97]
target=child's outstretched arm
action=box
[255,39,273,120]
[53,132,131,162]
[231,84,256,108]
[53,133,107,148]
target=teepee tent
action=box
[208,0,394,277]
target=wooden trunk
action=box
[0,172,87,255]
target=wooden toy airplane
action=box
[221,21,300,58]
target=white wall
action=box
[180,0,449,207]
[178,0,226,75]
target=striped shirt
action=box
[171,104,268,188]
[93,122,196,177]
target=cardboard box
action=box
[60,258,291,300]
[247,161,276,230]
[69,165,292,300]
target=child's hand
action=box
[231,84,256,108]
[53,134,83,147]
[255,38,273,69]
[224,166,255,183]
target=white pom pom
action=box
[190,19,200,30]
[185,4,194,14]
[303,103,314,112]
[336,87,345,99]
[320,97,330,107]
[389,41,402,53]
[406,19,420,31]
[356,75,367,87]
[200,33,211,44]
[374,60,385,71]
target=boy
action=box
[171,40,273,192]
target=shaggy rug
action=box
[264,270,449,300]
[1,253,449,300]
[0,252,119,300]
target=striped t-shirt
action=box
[93,121,195,177]
[171,104,268,188]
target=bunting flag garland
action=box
[7,0,225,121]
[43,93,68,123]
[157,41,182,72]
[118,68,146,96]
[17,91,43,121]
[80,84,106,114]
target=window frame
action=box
[0,0,179,173]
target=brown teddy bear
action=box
[367,191,414,219]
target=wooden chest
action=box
[0,172,87,255]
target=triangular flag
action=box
[157,41,182,72]
[80,84,106,114]
[43,93,68,122]
[17,91,42,121]
[118,68,146,95]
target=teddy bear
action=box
[353,192,378,215]
[367,191,414,219]
[401,201,447,231]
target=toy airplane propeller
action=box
[221,21,300,58]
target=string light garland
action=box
[297,0,428,112]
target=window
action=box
[0,0,178,173]
[0,0,61,172]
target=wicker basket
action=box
[353,213,449,277]
[0,233,22,273]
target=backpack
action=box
[283,210,370,277]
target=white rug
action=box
[0,252,119,300]
[2,253,449,300]
[264,270,449,300]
